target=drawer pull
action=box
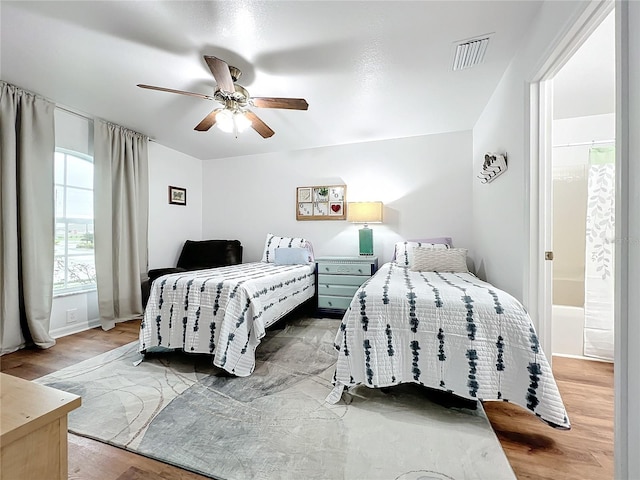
[358,268,363,273]
[328,301,332,306]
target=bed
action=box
[139,234,315,376]
[327,242,571,429]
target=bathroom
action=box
[550,10,614,362]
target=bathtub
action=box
[551,305,585,357]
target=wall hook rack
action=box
[478,152,507,184]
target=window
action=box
[54,149,96,294]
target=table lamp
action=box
[347,201,383,256]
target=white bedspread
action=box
[140,262,315,376]
[330,262,570,429]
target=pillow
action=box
[274,247,310,265]
[261,233,312,263]
[410,247,469,273]
[393,241,450,267]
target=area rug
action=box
[36,317,515,480]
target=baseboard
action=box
[553,353,613,363]
[51,318,102,339]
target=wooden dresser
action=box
[0,372,81,480]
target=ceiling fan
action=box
[137,55,308,138]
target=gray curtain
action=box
[0,81,56,354]
[94,120,149,330]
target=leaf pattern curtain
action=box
[584,146,615,360]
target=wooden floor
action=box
[1,320,614,480]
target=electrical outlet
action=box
[66,309,78,324]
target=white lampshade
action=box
[347,201,383,224]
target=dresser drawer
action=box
[317,283,360,298]
[316,262,371,276]
[318,273,368,287]
[318,295,353,311]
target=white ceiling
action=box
[553,9,615,120]
[1,1,546,160]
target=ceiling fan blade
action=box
[204,56,235,93]
[252,97,309,110]
[194,110,219,131]
[245,110,275,138]
[137,84,215,101]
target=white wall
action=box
[147,142,203,269]
[553,113,615,145]
[202,131,473,267]
[50,290,99,338]
[55,108,93,154]
[471,1,590,303]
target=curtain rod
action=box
[56,105,93,122]
[5,80,153,141]
[552,139,615,148]
[55,104,153,141]
[5,81,91,124]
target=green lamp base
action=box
[358,227,374,256]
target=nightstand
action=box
[315,256,378,317]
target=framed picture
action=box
[296,185,346,221]
[168,186,187,206]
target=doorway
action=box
[549,10,615,360]
[532,3,639,477]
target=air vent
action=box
[452,34,492,71]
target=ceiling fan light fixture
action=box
[234,112,251,132]
[215,108,251,134]
[215,109,235,133]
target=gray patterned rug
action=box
[36,316,515,480]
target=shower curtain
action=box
[584,146,615,360]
